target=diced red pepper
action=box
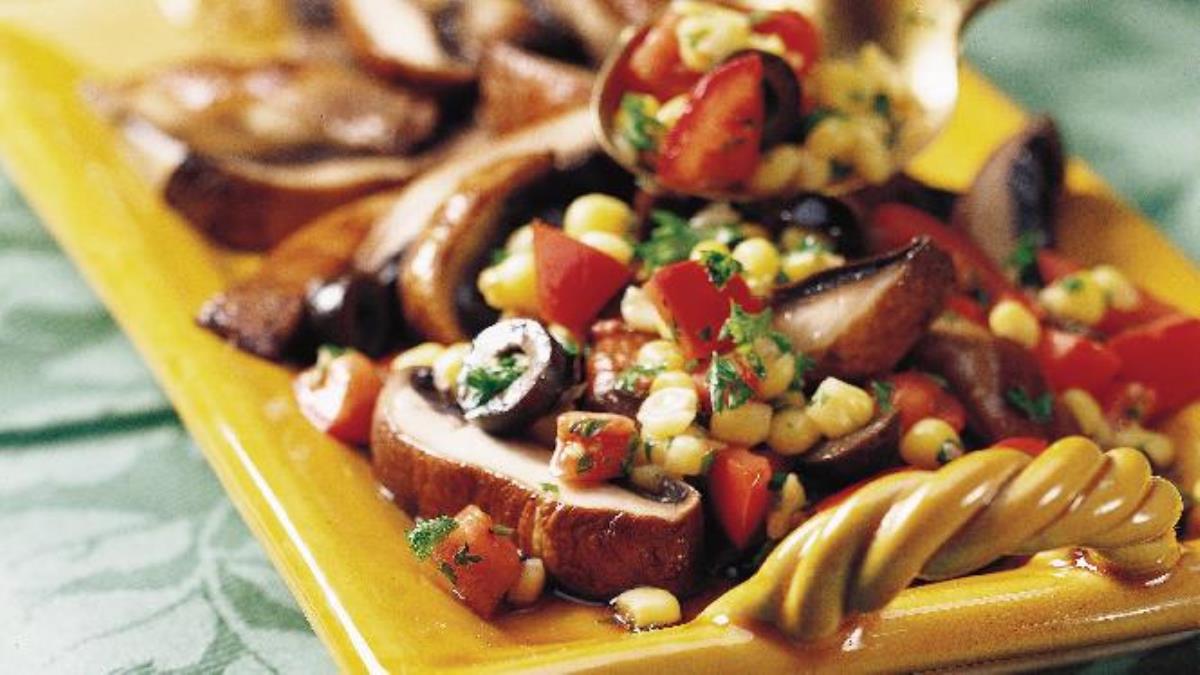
[533,223,632,334]
[293,348,382,445]
[885,371,967,433]
[870,203,1030,312]
[1100,381,1160,426]
[751,10,822,77]
[551,412,637,482]
[1108,314,1200,416]
[429,506,523,617]
[1035,328,1122,398]
[1034,249,1083,284]
[944,293,988,326]
[707,447,772,549]
[624,12,701,101]
[643,260,763,360]
[993,436,1050,456]
[657,53,765,193]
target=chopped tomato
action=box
[707,447,772,549]
[533,223,632,334]
[751,10,821,77]
[1101,381,1159,426]
[551,412,637,482]
[624,13,700,101]
[944,293,988,326]
[885,371,966,433]
[870,203,1030,312]
[657,53,765,193]
[293,348,382,445]
[993,437,1049,456]
[1035,328,1122,398]
[643,260,762,360]
[1108,315,1200,416]
[1035,250,1082,284]
[428,506,523,617]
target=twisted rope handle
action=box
[702,437,1183,641]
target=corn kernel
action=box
[689,202,740,230]
[766,472,807,539]
[782,249,844,283]
[1090,264,1140,311]
[750,144,805,195]
[710,401,773,446]
[651,370,696,393]
[807,116,855,160]
[806,377,875,438]
[1061,388,1113,445]
[637,339,686,371]
[638,387,699,438]
[579,231,635,264]
[620,286,670,337]
[630,464,667,492]
[768,407,822,455]
[674,9,751,72]
[732,237,781,285]
[506,558,546,607]
[391,342,445,371]
[655,95,690,130]
[850,122,892,184]
[689,239,731,262]
[792,149,832,191]
[811,60,871,115]
[900,417,963,469]
[611,587,682,630]
[859,42,901,95]
[564,193,634,238]
[1113,424,1176,469]
[477,251,538,314]
[1038,272,1106,326]
[505,224,534,253]
[988,299,1042,349]
[432,342,471,393]
[758,353,796,400]
[643,435,670,466]
[664,435,711,476]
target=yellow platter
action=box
[2,2,1199,671]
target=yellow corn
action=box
[806,377,875,438]
[579,231,635,265]
[620,286,671,337]
[611,587,682,630]
[750,144,805,195]
[564,193,634,238]
[732,237,782,286]
[782,249,844,283]
[768,407,822,455]
[651,370,696,394]
[655,94,691,130]
[638,387,700,439]
[674,8,751,72]
[900,417,963,469]
[757,353,796,400]
[637,340,686,371]
[629,464,667,492]
[506,558,546,607]
[1061,388,1113,445]
[1113,424,1176,470]
[1038,272,1107,326]
[505,224,534,253]
[391,342,445,371]
[477,251,538,314]
[710,401,773,446]
[766,472,807,539]
[791,149,832,191]
[806,116,855,160]
[689,239,732,261]
[1090,264,1140,311]
[987,299,1042,349]
[664,435,711,477]
[432,342,471,394]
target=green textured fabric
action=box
[0,1,1196,672]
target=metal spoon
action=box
[592,0,996,201]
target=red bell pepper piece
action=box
[1034,249,1083,283]
[885,371,967,433]
[944,293,988,326]
[533,224,632,335]
[1035,328,1122,398]
[751,10,822,77]
[427,506,523,617]
[293,348,382,446]
[993,437,1050,456]
[658,53,765,193]
[643,260,762,360]
[1101,381,1160,426]
[707,447,772,549]
[551,412,637,483]
[1108,314,1200,416]
[624,12,701,101]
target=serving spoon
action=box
[592,0,997,201]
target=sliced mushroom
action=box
[911,317,1079,443]
[771,238,957,381]
[743,193,865,257]
[952,116,1064,284]
[540,0,626,63]
[434,0,542,63]
[337,0,475,87]
[197,190,400,360]
[799,409,901,487]
[478,43,594,134]
[372,369,704,598]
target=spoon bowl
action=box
[592,0,994,202]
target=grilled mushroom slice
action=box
[539,0,626,63]
[478,43,593,134]
[952,117,1064,285]
[337,0,475,87]
[771,238,956,380]
[373,368,704,598]
[799,409,902,486]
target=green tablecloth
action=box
[1,1,1197,672]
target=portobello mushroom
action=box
[911,317,1079,443]
[336,0,475,87]
[197,190,400,360]
[372,368,704,598]
[478,43,593,134]
[952,117,1064,285]
[771,238,957,381]
[539,0,626,63]
[799,409,902,487]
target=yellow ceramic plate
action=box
[2,2,1199,672]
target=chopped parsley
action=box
[539,482,560,494]
[576,453,595,474]
[791,352,816,391]
[1006,230,1044,286]
[635,209,701,271]
[872,93,892,118]
[454,543,483,567]
[619,93,664,152]
[1062,275,1085,293]
[460,354,526,409]
[700,450,716,475]
[490,523,514,537]
[936,441,960,465]
[768,471,789,491]
[569,417,609,438]
[407,516,458,560]
[719,303,774,346]
[439,561,458,585]
[615,364,663,393]
[699,249,743,288]
[707,354,754,412]
[872,380,895,413]
[489,247,509,265]
[1006,386,1054,424]
[799,108,839,140]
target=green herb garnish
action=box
[635,209,702,271]
[439,561,458,585]
[1006,230,1044,286]
[454,543,483,567]
[461,354,526,409]
[872,93,892,118]
[1062,275,1085,293]
[407,516,458,560]
[539,482,560,494]
[576,453,595,474]
[871,380,895,413]
[699,249,743,288]
[700,450,717,475]
[489,247,510,266]
[1006,386,1054,424]
[490,523,514,537]
[791,352,816,391]
[569,417,609,438]
[619,93,664,152]
[707,354,754,412]
[615,364,663,393]
[768,471,789,491]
